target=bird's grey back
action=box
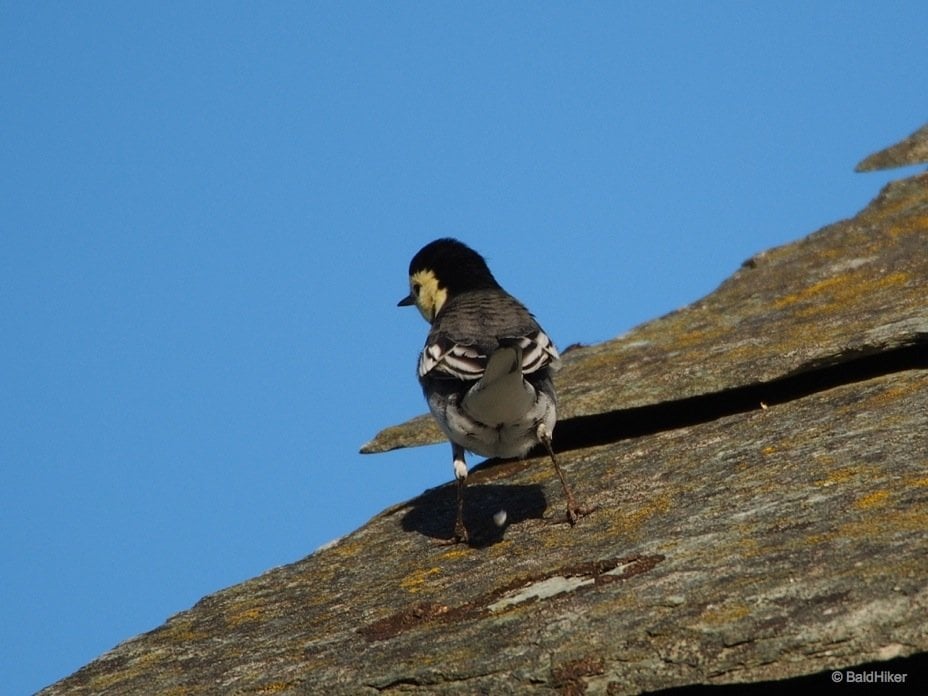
[429,289,540,353]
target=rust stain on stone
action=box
[552,655,606,696]
[358,555,665,642]
[358,602,452,642]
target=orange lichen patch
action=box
[163,617,211,644]
[704,340,767,367]
[85,649,176,693]
[801,488,927,548]
[323,537,365,560]
[854,490,890,510]
[565,343,627,368]
[608,492,672,537]
[226,607,262,626]
[773,269,910,313]
[887,212,928,239]
[133,651,168,670]
[440,546,471,560]
[850,378,927,413]
[857,197,919,226]
[399,566,442,593]
[812,454,836,467]
[487,538,513,558]
[254,683,297,694]
[87,676,133,694]
[803,530,838,548]
[816,466,870,488]
[673,326,724,348]
[515,460,559,486]
[735,525,764,558]
[840,505,928,538]
[773,275,845,309]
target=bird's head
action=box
[398,238,500,322]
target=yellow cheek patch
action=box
[410,269,447,322]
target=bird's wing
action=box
[519,329,560,374]
[418,336,485,380]
[418,329,559,380]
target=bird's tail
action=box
[462,344,535,426]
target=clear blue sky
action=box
[2,3,925,693]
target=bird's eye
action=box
[412,282,422,297]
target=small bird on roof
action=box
[398,238,590,543]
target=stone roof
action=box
[41,124,928,695]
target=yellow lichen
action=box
[857,188,927,225]
[816,466,864,487]
[608,492,672,537]
[162,617,210,644]
[226,607,262,626]
[399,566,442,592]
[804,531,838,547]
[854,490,890,510]
[323,538,364,559]
[698,601,751,625]
[440,546,471,560]
[773,274,846,309]
[850,379,925,413]
[840,505,928,537]
[887,212,928,239]
[87,672,131,691]
[735,525,764,558]
[773,269,910,314]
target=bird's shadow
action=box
[401,470,547,548]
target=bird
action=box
[398,238,590,543]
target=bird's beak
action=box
[397,294,415,307]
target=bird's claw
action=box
[566,503,596,526]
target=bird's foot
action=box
[565,502,597,526]
[431,521,469,546]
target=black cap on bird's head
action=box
[398,238,501,322]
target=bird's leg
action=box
[450,443,469,543]
[537,423,592,525]
[433,444,469,545]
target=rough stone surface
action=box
[856,122,928,171]
[41,126,928,695]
